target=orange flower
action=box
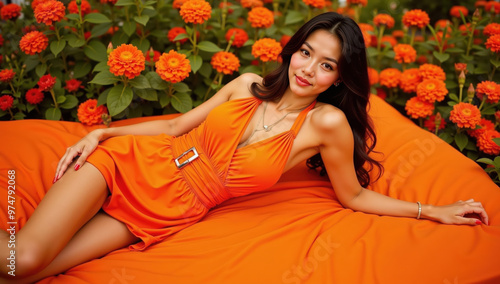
[405,96,434,119]
[25,88,44,105]
[358,23,374,32]
[484,23,500,37]
[435,19,452,32]
[1,4,21,20]
[475,1,487,8]
[31,0,44,10]
[379,68,402,89]
[0,95,14,111]
[101,0,118,4]
[477,130,500,155]
[392,30,405,40]
[393,44,416,64]
[225,28,249,48]
[367,67,379,86]
[155,50,191,83]
[168,27,189,44]
[19,31,49,55]
[454,63,467,74]
[179,0,212,25]
[362,31,372,47]
[402,9,430,29]
[485,1,500,14]
[145,49,161,63]
[38,74,57,91]
[241,0,263,8]
[459,23,479,36]
[399,68,422,93]
[380,35,397,48]
[347,0,367,6]
[211,51,240,75]
[248,7,274,28]
[0,69,15,83]
[68,0,92,15]
[450,102,481,129]
[173,0,188,9]
[476,81,500,103]
[107,44,146,79]
[77,99,109,126]
[486,34,500,53]
[468,118,495,138]
[302,0,326,9]
[373,14,395,29]
[416,79,448,103]
[419,64,446,81]
[34,0,65,26]
[450,6,469,18]
[64,79,83,93]
[280,35,291,47]
[424,114,446,132]
[251,38,282,62]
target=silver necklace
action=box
[239,101,302,147]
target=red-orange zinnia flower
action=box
[108,44,146,79]
[379,68,402,89]
[402,9,430,29]
[34,0,65,26]
[405,96,434,119]
[145,49,161,63]
[0,95,14,111]
[241,0,263,8]
[155,50,191,83]
[419,64,446,81]
[19,31,49,55]
[476,81,500,103]
[373,14,395,29]
[450,6,469,18]
[248,7,274,28]
[77,99,109,126]
[367,67,379,86]
[226,28,249,48]
[0,69,15,83]
[484,23,500,37]
[38,74,56,91]
[168,27,189,44]
[0,4,21,21]
[450,102,481,129]
[68,0,92,15]
[211,51,240,75]
[485,1,500,14]
[416,79,448,103]
[64,79,83,93]
[179,0,212,25]
[399,68,422,93]
[101,0,118,4]
[424,114,446,132]
[468,118,495,139]
[393,44,417,64]
[302,0,326,9]
[347,0,367,6]
[251,38,282,62]
[25,88,44,105]
[380,35,397,48]
[477,130,500,155]
[173,0,188,9]
[31,0,43,10]
[486,34,500,53]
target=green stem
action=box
[489,54,499,80]
[409,28,416,47]
[465,21,477,57]
[221,0,227,31]
[50,89,59,108]
[192,25,198,56]
[478,97,486,111]
[458,84,464,102]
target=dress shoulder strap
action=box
[290,101,316,136]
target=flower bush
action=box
[0,0,499,183]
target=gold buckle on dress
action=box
[174,147,199,169]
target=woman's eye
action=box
[300,49,309,56]
[322,63,333,70]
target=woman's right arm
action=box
[54,73,261,182]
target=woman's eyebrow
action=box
[304,41,339,65]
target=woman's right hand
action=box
[53,129,104,183]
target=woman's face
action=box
[288,29,342,98]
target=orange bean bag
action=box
[1,95,499,283]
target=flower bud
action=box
[467,83,475,103]
[458,70,466,86]
[76,0,81,6]
[495,111,500,124]
[434,112,442,132]
[107,42,113,55]
[101,113,111,127]
[454,63,467,74]
[472,8,480,23]
[149,47,154,62]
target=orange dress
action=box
[87,96,316,250]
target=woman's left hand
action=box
[425,199,489,226]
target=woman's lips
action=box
[296,75,311,86]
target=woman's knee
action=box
[14,241,51,277]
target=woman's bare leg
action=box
[0,162,112,278]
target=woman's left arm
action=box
[316,108,489,226]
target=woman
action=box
[0,12,488,282]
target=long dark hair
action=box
[250,12,382,187]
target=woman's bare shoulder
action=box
[228,73,263,100]
[311,102,349,133]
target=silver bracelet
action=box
[416,201,422,219]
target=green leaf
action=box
[366,47,378,58]
[65,34,86,48]
[444,48,464,53]
[50,40,66,57]
[494,138,500,147]
[449,93,459,103]
[56,96,66,104]
[438,132,454,144]
[477,158,494,165]
[107,84,133,116]
[170,92,192,113]
[198,62,213,79]
[494,156,500,168]
[35,64,47,78]
[129,75,151,89]
[454,132,468,151]
[90,23,113,39]
[130,38,150,53]
[13,112,25,120]
[197,41,223,53]
[65,14,80,21]
[73,61,92,78]
[84,40,108,62]
[173,82,191,93]
[90,69,120,85]
[84,13,111,24]
[284,10,305,25]
[473,65,490,75]
[122,21,135,37]
[159,91,170,107]
[60,95,78,109]
[115,0,135,6]
[97,88,110,106]
[45,107,62,121]
[134,15,150,26]
[490,59,500,68]
[174,33,189,42]
[135,88,158,101]
[433,51,450,63]
[384,50,395,59]
[146,71,169,90]
[188,54,202,74]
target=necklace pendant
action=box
[263,125,270,131]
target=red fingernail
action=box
[475,219,482,225]
[74,164,80,171]
[53,177,57,184]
